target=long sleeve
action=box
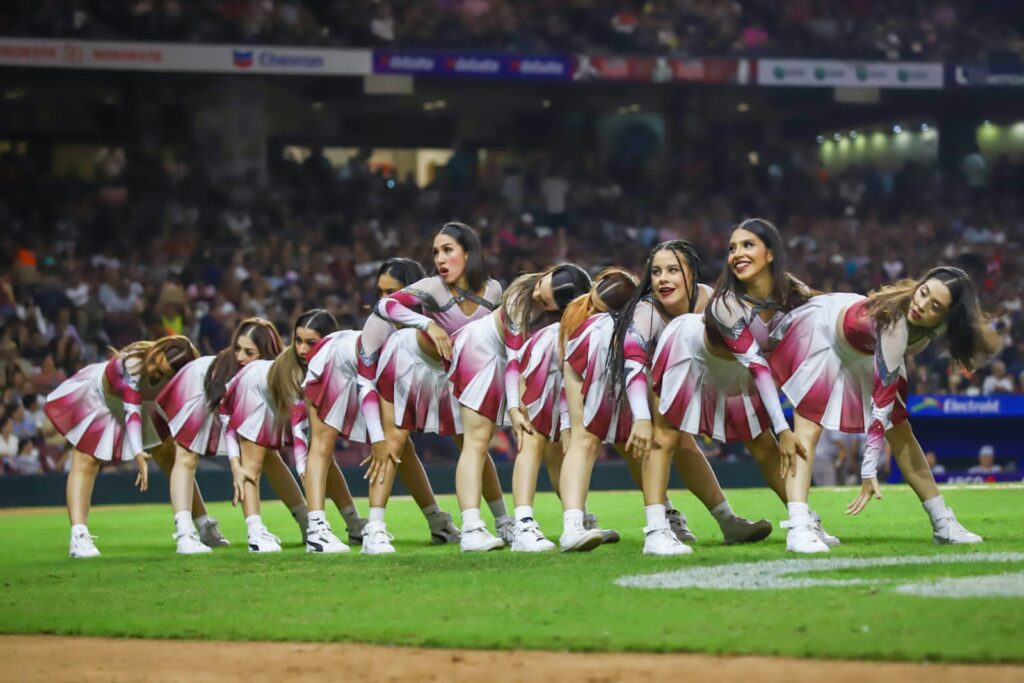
[501,308,527,411]
[622,302,660,423]
[708,295,789,435]
[372,276,443,331]
[355,317,393,444]
[290,400,309,475]
[107,357,144,457]
[862,321,909,479]
[219,411,239,459]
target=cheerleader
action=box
[222,309,365,553]
[448,263,592,551]
[45,336,198,558]
[651,218,837,553]
[301,258,461,554]
[607,241,773,555]
[769,267,1000,550]
[557,268,641,551]
[357,222,510,554]
[156,318,313,553]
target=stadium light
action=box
[920,123,929,132]
[833,133,841,141]
[737,102,750,112]
[849,130,858,139]
[816,135,825,144]
[542,99,551,108]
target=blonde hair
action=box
[117,336,199,383]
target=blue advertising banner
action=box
[373,50,572,80]
[951,64,1024,87]
[904,394,1024,417]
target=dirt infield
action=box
[4,636,1022,683]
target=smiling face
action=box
[293,326,322,363]
[727,228,772,283]
[908,278,952,328]
[432,233,466,285]
[376,272,405,300]
[651,249,693,310]
[234,334,261,366]
[531,272,558,312]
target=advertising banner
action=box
[572,55,742,83]
[905,394,1024,418]
[951,64,1024,87]
[758,59,942,89]
[373,50,572,80]
[0,38,370,75]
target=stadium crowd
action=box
[4,0,1023,61]
[2,136,1023,475]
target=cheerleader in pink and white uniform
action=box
[157,318,314,553]
[448,263,592,552]
[45,336,198,558]
[769,267,1000,550]
[650,219,838,553]
[607,241,773,556]
[222,309,365,553]
[356,223,510,553]
[301,258,461,554]
[557,268,641,552]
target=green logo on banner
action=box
[856,65,868,81]
[814,66,826,80]
[773,66,785,80]
[898,68,909,82]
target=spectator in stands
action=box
[0,416,17,469]
[925,450,946,476]
[968,445,1002,474]
[982,360,1015,395]
[12,438,42,475]
[8,400,38,441]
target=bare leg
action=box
[642,404,678,506]
[886,421,940,502]
[326,460,357,510]
[542,441,563,499]
[368,398,407,509]
[512,429,550,508]
[746,430,792,505]
[455,407,496,513]
[239,440,268,519]
[559,366,604,512]
[482,451,504,505]
[263,449,306,510]
[304,401,336,513]
[782,414,822,505]
[670,434,727,512]
[66,449,100,526]
[395,439,439,509]
[170,444,199,516]
[151,438,209,519]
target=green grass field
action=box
[1,486,1022,663]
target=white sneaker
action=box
[810,511,840,547]
[583,512,620,544]
[248,526,282,553]
[643,524,693,556]
[559,520,605,552]
[667,509,697,543]
[307,521,350,554]
[174,530,212,555]
[510,518,556,552]
[346,518,368,546]
[69,530,100,558]
[460,523,505,552]
[197,517,230,548]
[933,509,983,544]
[783,521,830,553]
[360,520,397,555]
[428,511,462,545]
[496,516,516,545]
[721,515,773,545]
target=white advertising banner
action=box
[758,59,942,89]
[0,38,371,76]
